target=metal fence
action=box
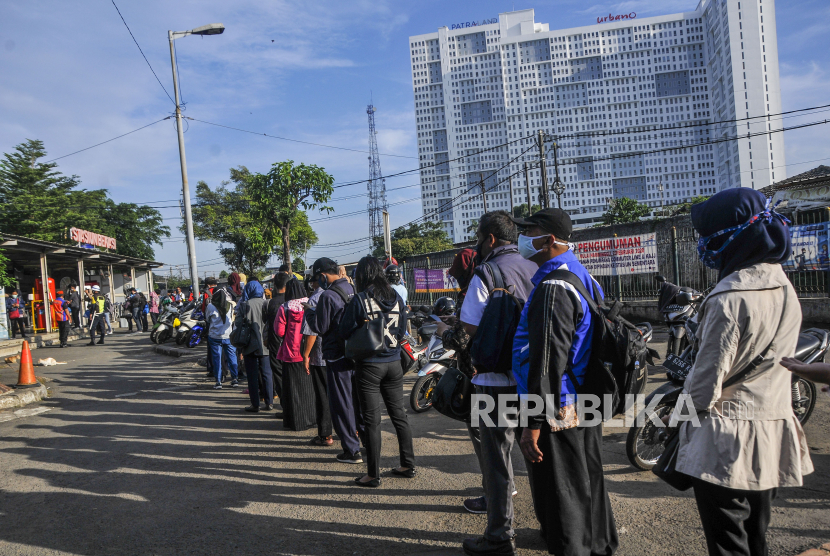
[399,206,830,305]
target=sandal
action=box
[310,436,334,446]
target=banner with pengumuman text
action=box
[413,268,460,293]
[574,233,658,276]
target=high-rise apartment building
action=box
[409,0,784,239]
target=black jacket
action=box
[306,278,354,361]
[338,286,408,363]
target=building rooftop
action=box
[761,165,830,194]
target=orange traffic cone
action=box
[16,341,38,388]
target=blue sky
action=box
[2,0,829,275]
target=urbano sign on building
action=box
[450,18,497,30]
[70,227,117,251]
[597,12,637,24]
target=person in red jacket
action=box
[275,296,316,432]
[51,291,71,347]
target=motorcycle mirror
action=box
[654,275,666,283]
[676,291,694,305]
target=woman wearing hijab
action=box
[235,280,273,412]
[206,289,238,389]
[265,274,290,403]
[275,289,318,432]
[448,247,476,310]
[227,272,243,302]
[677,189,812,555]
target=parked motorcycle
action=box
[409,329,457,413]
[655,275,704,358]
[150,304,181,344]
[625,294,825,470]
[171,303,199,345]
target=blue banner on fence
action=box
[783,222,830,271]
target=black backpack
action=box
[544,269,656,419]
[469,262,524,375]
[328,285,356,370]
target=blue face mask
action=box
[696,199,789,269]
[318,274,329,290]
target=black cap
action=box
[511,208,573,240]
[311,257,338,277]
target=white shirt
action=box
[206,303,232,340]
[458,275,517,387]
[391,283,408,305]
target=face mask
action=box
[318,275,329,290]
[11,295,18,299]
[518,234,571,260]
[696,199,789,270]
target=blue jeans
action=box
[208,337,238,384]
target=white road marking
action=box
[14,407,52,417]
[115,392,139,398]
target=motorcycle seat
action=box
[795,333,821,360]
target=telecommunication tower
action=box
[366,104,388,239]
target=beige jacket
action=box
[676,263,813,490]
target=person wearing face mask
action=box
[443,210,536,556]
[676,190,812,556]
[6,290,27,339]
[511,208,618,556]
[305,257,365,465]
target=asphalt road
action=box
[0,330,827,556]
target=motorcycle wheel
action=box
[792,377,817,425]
[625,400,675,471]
[157,328,172,344]
[410,374,439,413]
[175,331,187,345]
[183,330,195,348]
[150,329,160,344]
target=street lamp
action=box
[656,181,664,216]
[168,23,225,298]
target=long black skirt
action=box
[281,360,317,432]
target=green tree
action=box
[602,197,650,225]
[0,139,169,258]
[188,167,273,277]
[666,195,712,216]
[218,270,228,279]
[511,203,541,218]
[465,219,479,242]
[372,221,453,258]
[246,160,333,273]
[0,249,13,288]
[292,257,305,272]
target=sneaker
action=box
[213,383,222,390]
[463,496,487,514]
[231,380,239,388]
[336,451,363,464]
[462,536,516,556]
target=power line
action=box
[45,117,170,163]
[110,0,175,105]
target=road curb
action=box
[0,382,48,410]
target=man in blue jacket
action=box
[305,257,364,465]
[511,208,618,556]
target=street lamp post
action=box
[657,181,664,216]
[168,23,224,298]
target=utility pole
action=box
[169,31,200,299]
[537,130,549,209]
[508,174,514,216]
[382,210,392,261]
[550,139,565,209]
[657,181,665,216]
[523,162,532,212]
[479,172,488,213]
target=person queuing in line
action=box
[275,285,318,432]
[235,280,274,413]
[122,290,134,332]
[305,257,364,465]
[339,256,415,488]
[201,278,218,379]
[128,288,143,334]
[447,247,477,312]
[5,289,27,339]
[174,287,184,304]
[149,288,161,325]
[385,264,408,307]
[68,284,82,329]
[265,274,290,403]
[51,291,71,348]
[449,211,537,556]
[83,286,93,329]
[676,190,813,556]
[87,286,107,346]
[337,265,353,286]
[512,208,618,556]
[206,288,238,389]
[301,275,333,446]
